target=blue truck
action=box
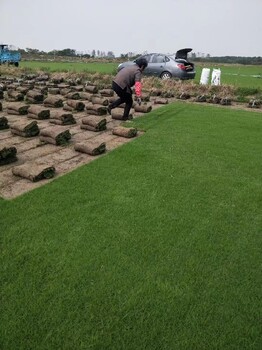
[0,44,21,67]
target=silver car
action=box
[117,48,195,80]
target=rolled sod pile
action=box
[80,115,107,132]
[43,95,64,108]
[12,162,56,182]
[112,126,137,138]
[0,147,17,166]
[27,105,50,120]
[0,116,9,130]
[49,110,76,125]
[10,120,40,137]
[74,141,106,156]
[6,103,29,115]
[39,126,71,145]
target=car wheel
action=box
[160,71,172,80]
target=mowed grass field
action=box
[20,60,117,74]
[195,63,262,88]
[20,60,262,88]
[1,102,262,349]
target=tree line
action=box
[192,56,262,65]
[17,48,262,65]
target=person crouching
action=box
[108,57,148,120]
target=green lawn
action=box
[195,63,262,88]
[20,60,117,74]
[1,103,262,349]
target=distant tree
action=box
[18,48,27,54]
[107,51,115,58]
[82,53,91,58]
[25,48,40,54]
[56,48,76,57]
[193,55,262,65]
[91,49,96,57]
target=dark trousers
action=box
[110,82,133,119]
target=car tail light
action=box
[177,63,186,70]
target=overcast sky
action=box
[1,0,261,57]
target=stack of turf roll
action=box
[39,126,71,145]
[27,105,50,120]
[6,90,24,102]
[49,110,76,125]
[100,89,114,97]
[71,85,84,92]
[43,95,64,108]
[220,98,231,106]
[17,86,30,94]
[60,88,72,96]
[34,85,48,100]
[34,85,48,95]
[134,103,152,113]
[48,87,60,95]
[153,98,169,104]
[10,120,39,137]
[63,99,85,112]
[112,126,137,138]
[248,99,261,108]
[0,146,17,165]
[178,92,191,100]
[12,162,56,182]
[79,91,92,101]
[74,140,106,156]
[26,89,44,104]
[141,93,151,102]
[207,95,221,104]
[65,92,81,100]
[111,108,133,120]
[57,83,70,89]
[150,88,162,97]
[84,85,98,94]
[194,95,207,103]
[91,96,109,106]
[85,102,107,116]
[6,103,29,115]
[80,115,107,132]
[0,116,9,130]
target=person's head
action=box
[135,57,148,71]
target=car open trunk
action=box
[175,48,194,71]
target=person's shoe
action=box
[122,114,133,121]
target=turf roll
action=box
[0,146,17,166]
[10,120,40,137]
[74,141,106,156]
[112,126,137,138]
[12,162,56,182]
[39,126,71,145]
